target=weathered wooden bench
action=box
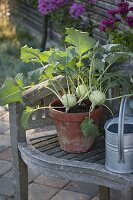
[9,62,133,200]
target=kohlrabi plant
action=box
[0,28,133,137]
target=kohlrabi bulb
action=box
[76,84,88,98]
[61,94,77,108]
[89,90,106,106]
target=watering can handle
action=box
[118,96,129,163]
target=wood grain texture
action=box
[18,139,133,189]
[9,103,28,200]
[22,76,66,106]
[121,185,133,200]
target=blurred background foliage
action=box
[0,1,39,85]
[0,0,96,85]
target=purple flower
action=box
[38,0,69,15]
[99,19,115,31]
[38,0,97,17]
[129,7,133,11]
[107,9,119,17]
[125,16,133,27]
[115,17,121,23]
[69,2,86,18]
[117,1,129,15]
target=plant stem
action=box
[53,78,66,96]
[106,93,133,101]
[97,63,112,82]
[66,74,70,94]
[45,85,62,100]
[89,50,98,92]
[77,90,91,104]
[103,104,114,117]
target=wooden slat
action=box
[70,145,104,161]
[22,77,66,106]
[37,141,59,152]
[29,134,105,164]
[51,150,69,158]
[30,134,57,143]
[34,137,59,149]
[43,146,62,155]
[84,151,105,163]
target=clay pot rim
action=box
[49,99,103,116]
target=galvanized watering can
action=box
[104,96,133,173]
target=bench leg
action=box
[121,186,133,200]
[9,103,28,200]
[13,150,28,200]
[99,186,110,200]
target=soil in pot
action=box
[49,100,103,153]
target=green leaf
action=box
[39,64,54,82]
[56,47,76,66]
[48,47,76,68]
[65,28,96,56]
[81,117,99,137]
[39,49,54,62]
[15,73,24,88]
[104,52,133,65]
[101,72,123,83]
[28,66,47,84]
[66,46,77,61]
[20,45,40,63]
[21,106,35,129]
[58,47,76,66]
[48,49,60,63]
[102,44,123,52]
[82,53,92,59]
[104,53,122,65]
[93,41,104,53]
[92,58,105,72]
[56,54,68,66]
[0,78,23,106]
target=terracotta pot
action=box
[49,100,103,153]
